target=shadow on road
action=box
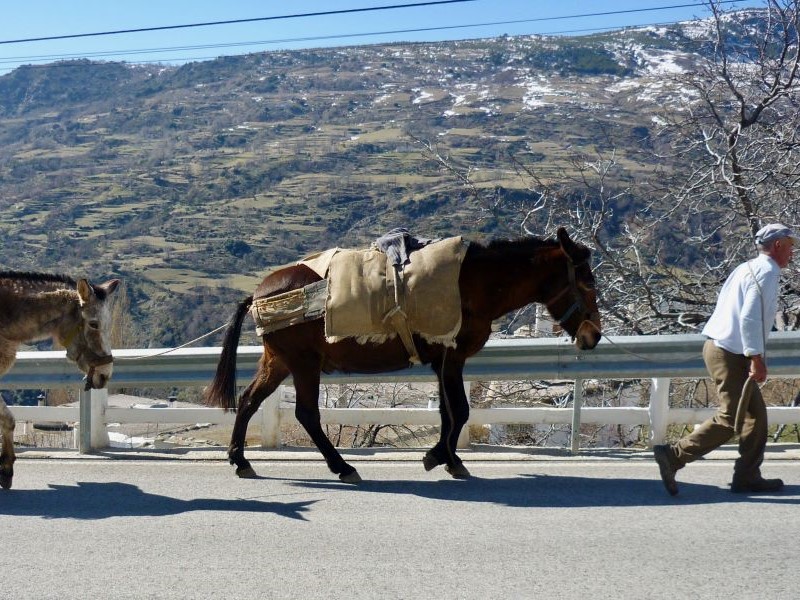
[0,481,316,521]
[2,474,798,521]
[289,474,800,508]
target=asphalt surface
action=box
[3,446,800,600]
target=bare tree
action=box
[651,0,800,320]
[414,2,800,336]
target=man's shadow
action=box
[0,481,316,521]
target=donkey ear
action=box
[77,279,94,306]
[99,279,121,297]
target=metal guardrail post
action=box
[648,377,671,446]
[79,388,91,454]
[571,378,584,454]
[260,386,282,448]
[90,388,110,448]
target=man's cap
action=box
[755,223,799,246]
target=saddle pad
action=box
[250,279,327,336]
[298,247,339,278]
[325,236,468,346]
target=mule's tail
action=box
[205,296,253,411]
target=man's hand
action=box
[749,354,767,383]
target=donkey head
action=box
[64,279,121,390]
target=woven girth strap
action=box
[382,267,421,364]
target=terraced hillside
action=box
[0,14,747,344]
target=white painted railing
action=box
[6,332,800,452]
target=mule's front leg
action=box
[423,443,469,479]
[425,359,471,479]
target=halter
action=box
[62,322,114,369]
[546,258,599,332]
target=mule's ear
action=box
[557,227,589,263]
[99,279,121,297]
[557,227,573,253]
[77,279,94,306]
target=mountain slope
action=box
[0,11,761,344]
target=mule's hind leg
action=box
[292,363,361,483]
[424,358,471,479]
[0,398,16,490]
[229,351,290,478]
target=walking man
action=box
[654,223,797,495]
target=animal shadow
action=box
[0,480,315,521]
[291,473,800,508]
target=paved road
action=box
[3,450,800,600]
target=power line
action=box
[0,0,756,73]
[0,0,750,48]
[0,0,478,46]
[0,17,718,68]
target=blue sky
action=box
[0,0,764,75]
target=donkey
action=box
[0,272,120,489]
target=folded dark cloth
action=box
[374,227,438,267]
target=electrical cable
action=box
[0,1,755,72]
[0,0,478,45]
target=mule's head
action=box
[545,228,601,350]
[64,278,120,389]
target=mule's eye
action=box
[88,320,100,330]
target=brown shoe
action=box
[653,445,679,496]
[730,477,784,493]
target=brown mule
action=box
[0,272,120,489]
[206,229,601,483]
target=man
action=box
[654,223,797,495]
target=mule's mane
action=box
[472,236,560,263]
[0,271,77,295]
[0,271,76,285]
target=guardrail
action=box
[6,332,800,453]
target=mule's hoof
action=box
[422,454,440,472]
[0,474,12,490]
[445,463,471,479]
[339,470,363,484]
[236,466,258,479]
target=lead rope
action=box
[581,320,701,364]
[113,322,230,361]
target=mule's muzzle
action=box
[574,317,601,350]
[83,355,114,390]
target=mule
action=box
[0,272,120,489]
[206,228,601,482]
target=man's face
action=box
[773,237,795,269]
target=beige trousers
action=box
[672,340,767,483]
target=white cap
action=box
[755,223,799,246]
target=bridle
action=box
[62,321,114,388]
[545,258,600,333]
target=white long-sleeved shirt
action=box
[701,253,781,357]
